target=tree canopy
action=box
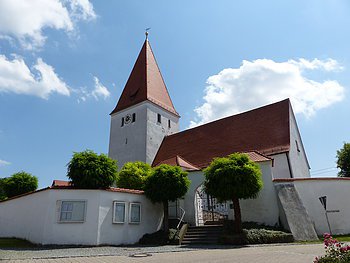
[337,142,350,177]
[0,177,8,200]
[2,172,38,198]
[67,150,118,188]
[144,164,190,232]
[116,161,152,190]
[204,153,263,233]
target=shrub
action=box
[67,150,118,189]
[314,233,350,263]
[116,162,152,190]
[2,172,38,198]
[219,229,293,245]
[139,229,179,245]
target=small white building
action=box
[0,182,162,245]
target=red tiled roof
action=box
[50,181,145,195]
[154,155,201,171]
[110,39,179,116]
[243,151,272,163]
[153,99,291,169]
[52,180,71,187]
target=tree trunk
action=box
[163,201,169,233]
[232,196,243,233]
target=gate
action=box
[195,185,229,226]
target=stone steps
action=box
[181,225,223,245]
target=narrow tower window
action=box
[168,119,171,128]
[157,114,161,123]
[132,113,136,123]
[121,117,125,127]
[295,140,300,152]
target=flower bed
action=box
[314,233,350,263]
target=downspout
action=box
[286,152,294,178]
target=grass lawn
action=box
[333,235,350,242]
[0,238,36,248]
[296,235,350,244]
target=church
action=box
[1,35,350,245]
[107,35,350,241]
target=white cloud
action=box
[190,58,345,127]
[76,76,110,103]
[0,159,10,167]
[0,0,96,49]
[0,54,70,99]
[92,76,110,100]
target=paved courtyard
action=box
[0,243,324,263]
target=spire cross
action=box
[145,27,151,39]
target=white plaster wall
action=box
[293,179,350,235]
[108,102,148,168]
[183,171,205,226]
[146,103,179,164]
[42,189,100,245]
[108,101,179,168]
[97,190,163,245]
[270,153,291,179]
[0,189,163,245]
[238,162,280,226]
[288,107,311,178]
[0,190,50,244]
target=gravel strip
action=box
[0,245,210,260]
[0,243,324,261]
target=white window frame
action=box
[113,201,126,224]
[129,202,141,224]
[57,200,87,223]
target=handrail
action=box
[177,207,185,230]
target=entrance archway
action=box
[194,184,229,226]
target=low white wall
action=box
[277,178,350,235]
[0,189,50,244]
[0,189,163,245]
[97,190,163,245]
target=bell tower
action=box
[108,34,180,168]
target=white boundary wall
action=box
[275,178,350,235]
[0,189,163,245]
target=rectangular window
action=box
[59,201,86,223]
[157,114,161,123]
[113,201,126,223]
[168,119,171,128]
[132,113,136,123]
[129,203,141,224]
[121,117,125,127]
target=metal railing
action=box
[177,207,185,230]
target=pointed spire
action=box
[111,37,179,116]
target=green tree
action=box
[337,142,350,177]
[0,177,7,200]
[2,172,38,198]
[144,164,190,232]
[116,161,152,190]
[67,150,118,188]
[204,153,263,233]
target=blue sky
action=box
[0,0,349,187]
